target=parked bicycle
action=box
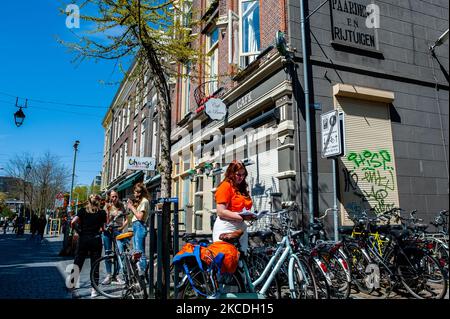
[175,209,318,299]
[90,212,148,299]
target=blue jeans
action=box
[132,221,148,273]
[102,231,126,275]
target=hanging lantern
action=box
[14,107,26,127]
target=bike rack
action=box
[151,197,179,300]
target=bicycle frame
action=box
[239,235,311,297]
[352,229,389,257]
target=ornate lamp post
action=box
[69,140,80,214]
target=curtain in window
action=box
[242,1,260,55]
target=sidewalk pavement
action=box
[0,232,72,299]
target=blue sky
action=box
[0,1,131,186]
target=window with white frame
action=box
[114,116,118,141]
[117,110,122,135]
[132,128,138,156]
[114,151,119,179]
[182,62,192,115]
[182,0,192,28]
[126,100,131,127]
[111,154,115,181]
[207,27,219,94]
[182,176,190,207]
[140,118,147,157]
[134,89,139,117]
[143,75,148,106]
[151,119,158,158]
[123,141,127,172]
[122,107,127,132]
[182,149,191,172]
[239,0,260,67]
[119,146,123,174]
[104,129,109,155]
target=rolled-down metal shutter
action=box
[335,96,399,225]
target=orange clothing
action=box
[215,180,252,212]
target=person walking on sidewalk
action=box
[37,214,47,242]
[127,183,150,279]
[102,190,128,285]
[71,194,106,298]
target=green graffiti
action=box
[347,149,393,171]
[345,149,396,215]
[362,170,395,191]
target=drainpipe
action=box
[300,0,315,228]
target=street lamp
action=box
[69,140,80,214]
[14,98,28,127]
[430,29,449,52]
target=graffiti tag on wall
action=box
[343,149,396,215]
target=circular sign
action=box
[205,98,227,120]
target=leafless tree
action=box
[5,152,70,217]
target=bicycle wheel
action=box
[319,251,351,299]
[124,258,148,299]
[345,243,371,294]
[288,255,318,299]
[176,266,243,299]
[91,255,126,299]
[398,253,447,299]
[433,242,449,280]
[347,242,392,298]
[247,253,281,299]
[310,257,331,299]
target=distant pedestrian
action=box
[71,194,106,298]
[59,213,71,255]
[3,218,8,234]
[30,213,39,240]
[37,215,47,242]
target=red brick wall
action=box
[260,0,286,50]
[171,0,288,126]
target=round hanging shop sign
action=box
[205,98,227,121]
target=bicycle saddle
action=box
[219,229,244,243]
[116,231,133,240]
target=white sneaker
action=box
[112,276,125,285]
[91,289,99,298]
[101,274,112,285]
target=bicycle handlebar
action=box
[105,211,130,230]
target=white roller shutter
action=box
[335,96,399,225]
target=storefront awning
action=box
[116,171,144,192]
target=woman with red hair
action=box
[212,160,254,252]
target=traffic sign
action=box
[54,192,64,208]
[321,110,344,158]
